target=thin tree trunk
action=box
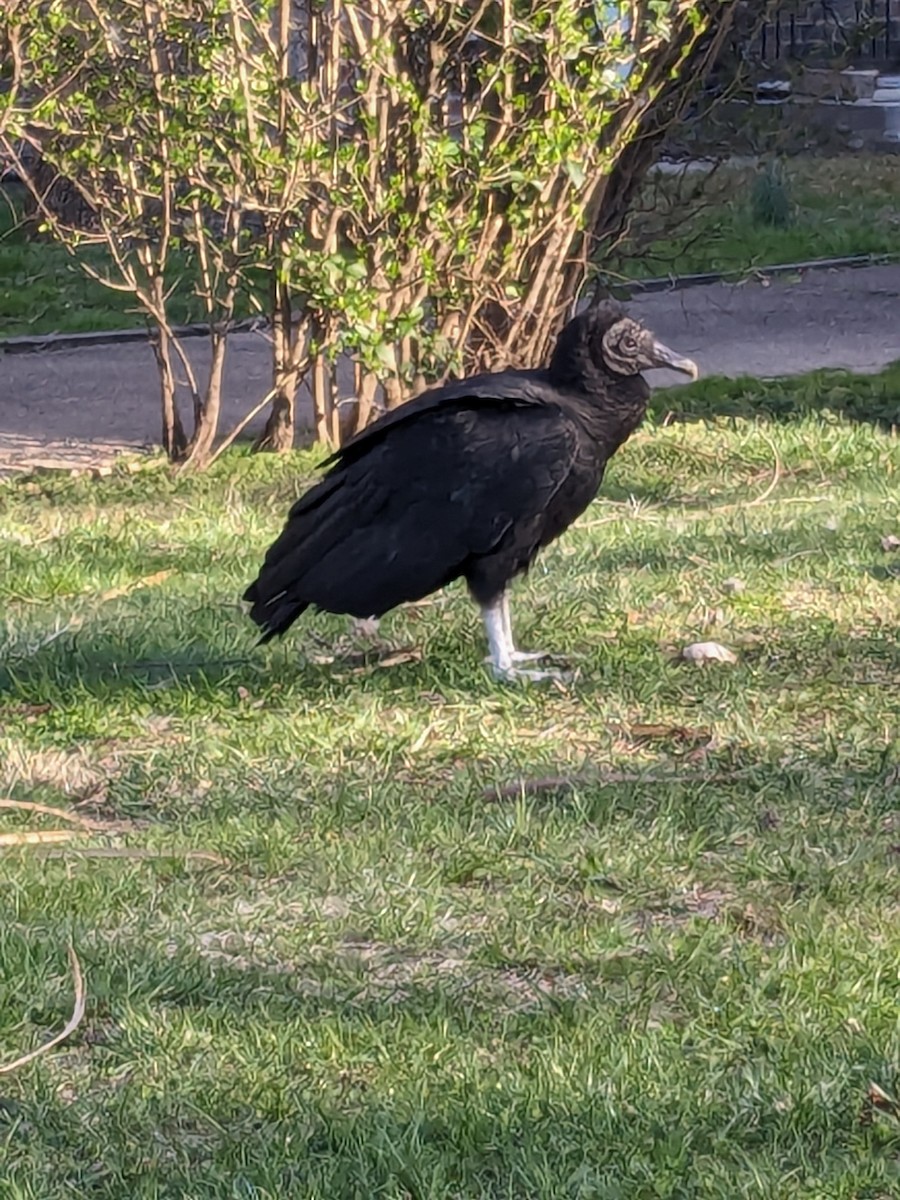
[181,332,228,468]
[312,349,333,446]
[384,376,404,410]
[353,365,380,435]
[151,325,187,459]
[254,387,295,452]
[253,0,299,454]
[254,277,297,452]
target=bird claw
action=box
[490,663,574,685]
[483,649,562,665]
[349,617,381,640]
[509,649,555,663]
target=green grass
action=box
[1,372,900,1198]
[0,192,210,338]
[611,154,900,280]
[3,152,899,338]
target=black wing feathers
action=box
[323,369,556,466]
[243,394,581,639]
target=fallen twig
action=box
[0,946,86,1076]
[95,569,173,605]
[0,802,223,862]
[0,798,106,831]
[0,829,80,847]
[744,431,783,509]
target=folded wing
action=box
[244,381,580,640]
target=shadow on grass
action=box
[7,945,892,1200]
[0,607,897,738]
[3,806,898,1196]
[650,362,900,432]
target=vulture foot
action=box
[509,649,556,664]
[349,616,381,640]
[491,662,573,685]
[483,648,557,666]
[482,596,572,683]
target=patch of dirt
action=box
[1,264,898,474]
[0,742,112,798]
[634,883,785,945]
[189,931,588,1011]
[0,718,186,808]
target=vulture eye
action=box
[621,334,637,353]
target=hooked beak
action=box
[648,338,699,380]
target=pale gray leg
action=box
[483,597,514,676]
[482,594,569,683]
[349,616,381,639]
[499,591,552,664]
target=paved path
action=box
[1,263,897,473]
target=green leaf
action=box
[564,159,586,189]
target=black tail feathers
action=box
[242,580,309,643]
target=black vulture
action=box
[243,302,698,681]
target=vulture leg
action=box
[349,616,381,640]
[499,592,553,664]
[482,594,569,683]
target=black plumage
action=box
[244,302,698,680]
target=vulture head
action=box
[600,312,699,380]
[550,301,699,388]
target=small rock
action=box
[320,895,350,919]
[722,577,746,594]
[881,534,900,552]
[682,641,738,665]
[847,136,865,151]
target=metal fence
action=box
[755,1,897,64]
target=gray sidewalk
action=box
[1,263,898,473]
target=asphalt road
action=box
[1,263,897,473]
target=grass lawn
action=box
[0,191,254,340]
[1,371,899,1197]
[2,153,899,338]
[608,154,900,281]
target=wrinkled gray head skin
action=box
[548,301,699,390]
[600,315,699,380]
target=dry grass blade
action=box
[96,569,173,605]
[626,723,713,745]
[484,770,741,800]
[330,647,425,678]
[0,797,106,830]
[32,846,227,864]
[744,431,783,509]
[0,946,86,1076]
[0,829,80,847]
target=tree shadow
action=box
[4,722,897,1195]
[2,612,897,1194]
[650,362,900,433]
[1,589,896,747]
